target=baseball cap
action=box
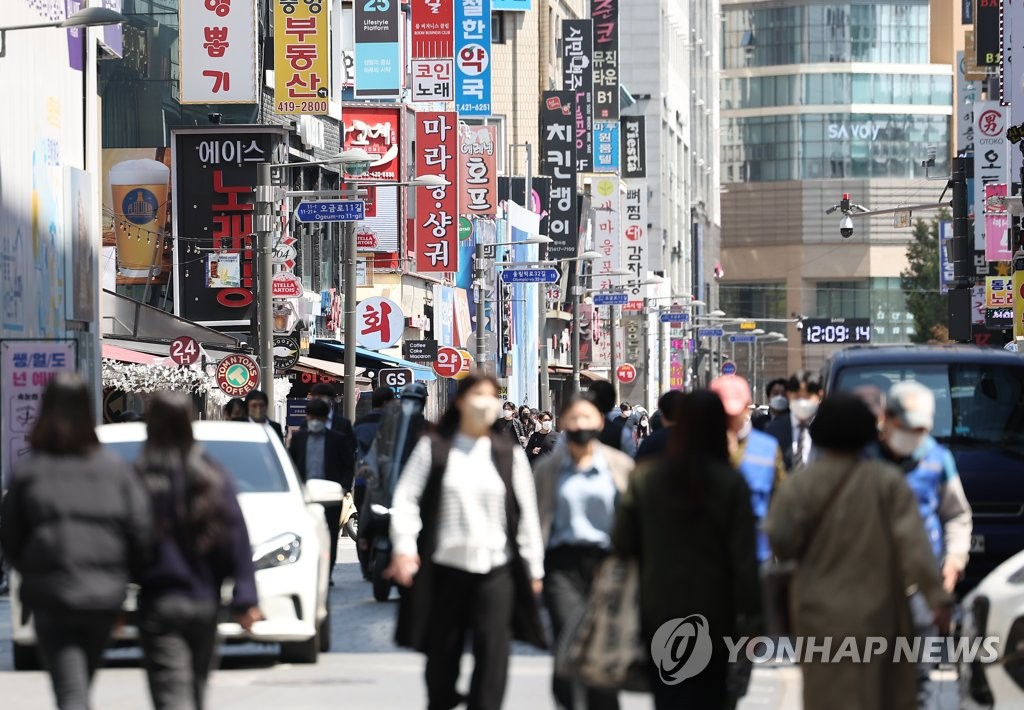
[710,375,752,417]
[886,380,934,430]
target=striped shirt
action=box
[390,433,545,580]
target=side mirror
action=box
[305,479,343,505]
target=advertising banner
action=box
[590,174,621,293]
[985,184,1011,261]
[1002,0,1024,178]
[622,177,649,307]
[411,0,454,58]
[454,0,492,116]
[976,0,1000,66]
[273,0,329,115]
[593,120,620,172]
[65,167,95,322]
[354,0,402,97]
[621,115,647,179]
[562,19,594,172]
[939,220,954,295]
[342,105,403,252]
[179,0,258,103]
[458,124,497,217]
[973,102,1008,251]
[415,112,460,272]
[540,91,577,259]
[411,58,454,102]
[592,0,619,120]
[172,127,288,325]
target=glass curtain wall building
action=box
[718,0,952,375]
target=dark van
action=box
[823,345,1024,591]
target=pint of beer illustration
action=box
[110,159,169,278]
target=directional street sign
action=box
[698,327,725,338]
[660,312,690,323]
[721,362,737,375]
[729,334,757,344]
[294,200,366,223]
[593,292,628,306]
[499,268,561,284]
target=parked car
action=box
[10,421,338,669]
[823,344,1024,591]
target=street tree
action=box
[901,213,951,344]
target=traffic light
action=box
[949,155,970,282]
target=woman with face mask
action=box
[525,411,559,464]
[386,373,547,710]
[498,400,528,447]
[634,412,652,447]
[533,396,636,710]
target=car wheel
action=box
[343,514,358,541]
[13,642,41,671]
[280,633,319,664]
[318,610,331,653]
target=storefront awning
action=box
[101,342,167,366]
[547,365,608,382]
[310,340,436,381]
[101,290,242,348]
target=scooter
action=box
[340,490,358,541]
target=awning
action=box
[547,365,608,382]
[101,342,167,366]
[101,338,243,364]
[101,290,242,348]
[293,356,347,380]
[310,340,436,381]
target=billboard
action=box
[353,0,402,97]
[342,105,404,252]
[273,0,329,114]
[562,19,594,172]
[414,111,460,272]
[454,0,492,116]
[540,91,577,259]
[592,0,619,120]
[179,0,258,103]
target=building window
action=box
[869,276,915,343]
[815,280,870,319]
[492,12,507,44]
[719,282,788,335]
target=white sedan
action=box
[10,421,338,669]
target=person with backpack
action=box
[353,387,398,508]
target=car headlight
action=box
[252,533,302,570]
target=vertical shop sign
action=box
[590,174,621,292]
[620,115,647,179]
[593,120,620,172]
[458,124,497,217]
[354,0,402,97]
[179,0,258,103]
[454,0,492,116]
[411,0,454,58]
[415,112,460,272]
[562,19,594,172]
[540,91,577,259]
[591,0,619,120]
[274,0,329,114]
[973,102,1008,252]
[622,177,649,308]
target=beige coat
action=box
[532,442,634,548]
[765,455,949,710]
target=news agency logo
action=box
[650,614,714,684]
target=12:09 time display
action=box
[800,318,872,344]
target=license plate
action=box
[970,534,985,553]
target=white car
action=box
[10,421,338,669]
[959,548,1024,707]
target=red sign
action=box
[616,363,637,384]
[414,111,460,273]
[459,124,497,217]
[342,106,401,181]
[356,230,379,249]
[432,345,467,378]
[411,0,454,59]
[216,354,260,397]
[356,296,405,350]
[271,272,303,298]
[170,336,200,366]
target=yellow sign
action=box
[739,320,757,330]
[964,31,988,82]
[273,0,329,115]
[1014,265,1024,339]
[985,276,1014,309]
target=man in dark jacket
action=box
[765,370,823,471]
[635,389,686,462]
[289,398,353,583]
[525,411,559,463]
[245,390,284,441]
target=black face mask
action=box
[565,428,600,445]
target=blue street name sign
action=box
[729,334,757,344]
[698,327,725,338]
[294,200,366,223]
[660,312,690,323]
[593,292,629,306]
[500,268,560,284]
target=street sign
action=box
[294,200,366,223]
[403,339,438,363]
[729,334,757,344]
[739,320,757,330]
[433,346,468,379]
[355,297,405,350]
[169,336,200,366]
[721,361,737,376]
[379,367,414,388]
[500,268,560,284]
[660,312,690,323]
[216,354,260,397]
[273,336,299,371]
[593,292,629,306]
[698,327,725,338]
[616,363,637,384]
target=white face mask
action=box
[503,408,515,419]
[541,420,553,432]
[770,395,789,412]
[307,419,326,433]
[790,398,818,422]
[887,428,925,457]
[470,397,504,424]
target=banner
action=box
[458,124,497,217]
[411,59,454,102]
[498,176,552,242]
[1002,0,1024,179]
[172,127,288,325]
[590,174,621,292]
[507,202,541,406]
[939,220,954,294]
[414,111,460,272]
[540,91,577,259]
[354,0,402,97]
[973,102,1008,251]
[179,0,258,103]
[593,120,620,172]
[955,52,979,154]
[563,19,594,172]
[592,0,619,120]
[985,184,1011,261]
[621,115,647,179]
[342,105,403,252]
[622,177,649,307]
[273,0,329,115]
[411,0,454,58]
[977,0,1000,66]
[454,0,492,116]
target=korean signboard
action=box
[986,184,1011,261]
[492,0,530,8]
[411,59,454,102]
[415,111,460,272]
[977,0,1000,67]
[179,0,258,103]
[411,0,454,58]
[273,0,329,115]
[2,340,77,485]
[172,127,288,325]
[356,296,405,350]
[540,91,577,259]
[562,19,594,172]
[592,0,619,120]
[1003,0,1024,178]
[622,176,649,307]
[593,120,620,172]
[590,174,621,293]
[454,0,492,116]
[331,0,355,90]
[342,105,403,252]
[354,0,402,98]
[973,102,1008,251]
[985,275,1014,328]
[939,220,954,295]
[955,52,979,154]
[458,124,497,217]
[621,115,647,179]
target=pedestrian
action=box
[752,378,788,431]
[354,386,398,510]
[519,404,536,440]
[585,381,633,453]
[534,396,635,710]
[134,391,261,710]
[0,373,153,710]
[222,397,246,422]
[307,382,358,439]
[244,389,284,441]
[526,411,560,464]
[612,391,761,709]
[765,394,952,710]
[709,375,786,563]
[634,389,686,462]
[633,410,652,448]
[386,372,546,710]
[498,399,528,447]
[765,370,823,471]
[289,398,355,583]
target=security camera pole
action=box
[254,163,277,406]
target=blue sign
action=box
[294,200,366,223]
[493,0,531,8]
[353,0,402,97]
[593,292,628,306]
[939,220,954,295]
[721,362,737,375]
[698,327,724,338]
[500,268,560,284]
[729,334,757,344]
[593,121,620,173]
[454,0,492,116]
[660,312,690,323]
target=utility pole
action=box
[474,240,488,369]
[342,216,357,421]
[609,304,618,400]
[254,163,276,406]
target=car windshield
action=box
[834,362,1024,456]
[105,439,289,493]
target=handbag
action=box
[555,555,649,692]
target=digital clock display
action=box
[801,318,872,344]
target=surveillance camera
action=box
[839,215,854,239]
[208,113,223,125]
[795,320,804,331]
